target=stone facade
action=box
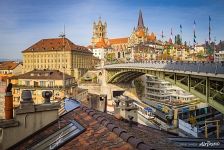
[22,38,93,79]
[10,70,77,106]
[90,10,157,61]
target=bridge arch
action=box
[105,63,224,114]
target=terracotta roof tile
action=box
[136,28,145,38]
[10,104,181,150]
[109,38,128,45]
[10,69,73,80]
[0,61,20,70]
[147,33,156,41]
[95,38,108,48]
[22,38,92,54]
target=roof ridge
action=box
[80,106,151,150]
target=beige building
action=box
[214,51,224,62]
[0,61,23,75]
[10,70,77,106]
[22,38,93,79]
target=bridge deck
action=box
[105,62,224,78]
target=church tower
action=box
[91,17,108,46]
[137,10,145,29]
[128,10,156,46]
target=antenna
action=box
[59,25,66,98]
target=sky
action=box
[0,0,224,59]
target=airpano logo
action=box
[199,141,220,147]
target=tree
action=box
[134,79,145,99]
[175,34,182,45]
[184,41,187,47]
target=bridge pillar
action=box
[174,73,177,84]
[188,75,191,92]
[173,108,179,128]
[206,77,210,103]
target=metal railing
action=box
[105,61,224,75]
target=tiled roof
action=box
[10,104,181,150]
[0,61,20,70]
[136,28,146,38]
[95,38,108,48]
[147,33,156,41]
[109,37,128,45]
[10,69,73,80]
[22,38,92,54]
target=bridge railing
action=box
[105,61,224,75]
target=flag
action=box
[209,16,211,43]
[162,30,164,38]
[193,20,196,46]
[180,24,182,42]
[180,24,182,34]
[170,28,173,43]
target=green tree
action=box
[134,79,145,99]
[175,34,182,45]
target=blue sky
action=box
[0,0,224,59]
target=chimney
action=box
[0,90,60,150]
[20,90,34,108]
[114,99,120,107]
[128,115,134,127]
[5,83,13,119]
[42,91,52,104]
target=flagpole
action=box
[209,16,211,44]
[193,20,196,61]
[180,24,183,61]
[180,24,182,43]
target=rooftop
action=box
[0,61,21,70]
[108,37,129,45]
[95,38,108,48]
[10,105,180,150]
[10,69,74,80]
[22,38,92,54]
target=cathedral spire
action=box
[137,10,144,29]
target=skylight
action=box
[28,120,85,150]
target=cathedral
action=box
[90,10,157,61]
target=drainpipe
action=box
[5,83,13,119]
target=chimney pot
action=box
[42,91,52,104]
[114,99,120,107]
[21,90,32,102]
